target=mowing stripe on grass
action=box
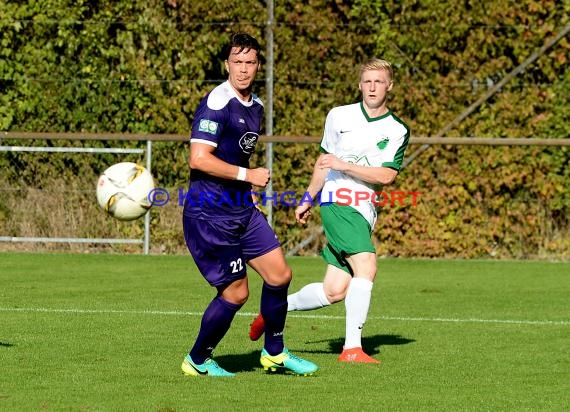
[1,306,568,326]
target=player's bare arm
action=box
[317,153,397,185]
[295,155,328,224]
[189,142,270,187]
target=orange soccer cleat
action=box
[338,347,380,364]
[248,313,265,341]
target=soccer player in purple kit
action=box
[180,33,318,377]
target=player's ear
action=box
[387,80,394,92]
[224,60,229,73]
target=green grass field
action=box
[1,252,568,411]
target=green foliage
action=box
[0,0,568,258]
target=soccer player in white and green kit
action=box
[249,58,409,363]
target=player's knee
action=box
[235,294,249,306]
[266,265,292,286]
[278,265,293,285]
[325,285,347,304]
[227,289,249,306]
[219,280,250,305]
[282,266,293,284]
[326,292,346,304]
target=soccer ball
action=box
[96,162,155,221]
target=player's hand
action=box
[295,203,312,224]
[317,154,346,171]
[247,167,271,187]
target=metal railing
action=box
[0,141,153,254]
[1,133,568,254]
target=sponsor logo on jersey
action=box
[239,132,259,154]
[198,119,219,135]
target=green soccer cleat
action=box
[181,354,235,377]
[260,348,318,376]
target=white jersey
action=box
[319,102,410,228]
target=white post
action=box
[143,139,152,254]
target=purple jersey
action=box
[184,81,264,219]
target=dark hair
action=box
[223,33,263,62]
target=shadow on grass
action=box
[215,350,261,373]
[212,335,414,373]
[0,341,15,347]
[298,334,415,356]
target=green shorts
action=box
[320,203,374,275]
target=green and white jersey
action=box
[319,102,410,228]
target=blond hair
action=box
[359,58,393,81]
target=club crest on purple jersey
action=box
[239,132,259,154]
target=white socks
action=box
[287,282,331,311]
[344,277,373,349]
[287,277,374,350]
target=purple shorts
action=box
[183,209,280,287]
